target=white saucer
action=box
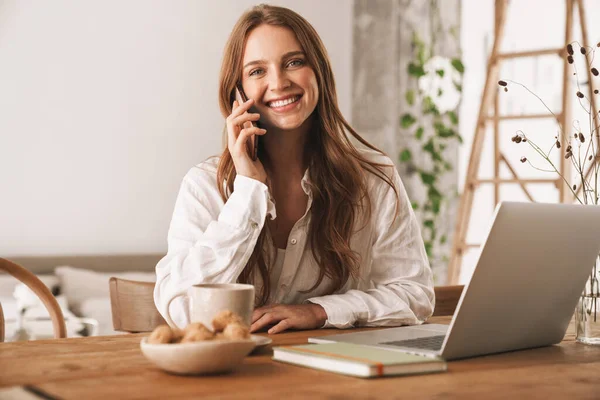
[251,335,272,348]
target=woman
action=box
[154,4,434,335]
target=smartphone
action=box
[235,82,259,161]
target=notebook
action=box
[272,342,447,378]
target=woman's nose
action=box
[268,69,291,91]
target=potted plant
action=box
[499,42,600,345]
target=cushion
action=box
[79,297,126,336]
[1,292,84,340]
[54,266,156,315]
[0,273,59,298]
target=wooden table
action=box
[1,316,599,399]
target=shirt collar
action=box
[301,167,312,196]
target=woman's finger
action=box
[231,112,261,127]
[250,311,283,333]
[229,98,255,119]
[252,308,267,324]
[252,304,279,323]
[234,127,266,155]
[226,100,240,146]
[268,319,291,335]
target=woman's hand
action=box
[226,98,268,184]
[251,303,328,334]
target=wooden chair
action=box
[0,258,67,342]
[109,278,166,333]
[433,285,464,317]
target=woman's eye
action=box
[249,68,264,77]
[287,59,305,68]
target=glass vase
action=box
[576,256,600,345]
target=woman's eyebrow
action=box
[243,50,305,70]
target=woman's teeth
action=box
[269,96,300,108]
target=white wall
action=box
[0,0,352,256]
[458,0,600,283]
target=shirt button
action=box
[251,222,258,229]
[290,238,297,245]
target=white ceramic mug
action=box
[164,283,255,329]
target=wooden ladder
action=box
[447,0,599,284]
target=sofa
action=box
[0,254,162,340]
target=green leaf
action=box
[434,122,457,138]
[448,111,459,125]
[437,88,443,97]
[424,242,433,257]
[415,127,424,140]
[440,235,447,244]
[422,96,440,115]
[451,58,465,74]
[431,196,442,214]
[412,33,428,65]
[427,186,443,215]
[417,47,427,66]
[399,148,412,162]
[453,81,462,92]
[411,201,419,210]
[424,219,435,229]
[435,69,445,78]
[444,161,453,171]
[422,139,443,162]
[422,139,435,153]
[420,172,436,185]
[405,90,415,106]
[428,186,442,199]
[408,63,426,78]
[400,114,417,128]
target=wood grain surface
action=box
[1,316,599,400]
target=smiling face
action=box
[240,24,319,132]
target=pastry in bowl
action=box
[140,310,257,375]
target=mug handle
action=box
[164,290,188,329]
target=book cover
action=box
[272,342,447,378]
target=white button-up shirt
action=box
[154,148,435,329]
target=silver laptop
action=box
[309,201,600,360]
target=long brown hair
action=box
[216,4,399,306]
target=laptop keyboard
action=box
[381,335,445,351]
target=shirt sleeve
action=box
[306,168,435,329]
[154,168,276,329]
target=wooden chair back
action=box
[0,258,67,342]
[433,285,464,317]
[109,278,166,333]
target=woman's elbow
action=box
[413,283,435,323]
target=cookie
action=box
[180,327,215,343]
[222,322,251,340]
[147,325,174,344]
[184,322,211,335]
[212,310,245,332]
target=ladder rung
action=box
[496,48,563,60]
[488,113,560,121]
[475,178,560,184]
[459,244,481,250]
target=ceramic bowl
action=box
[140,335,263,375]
